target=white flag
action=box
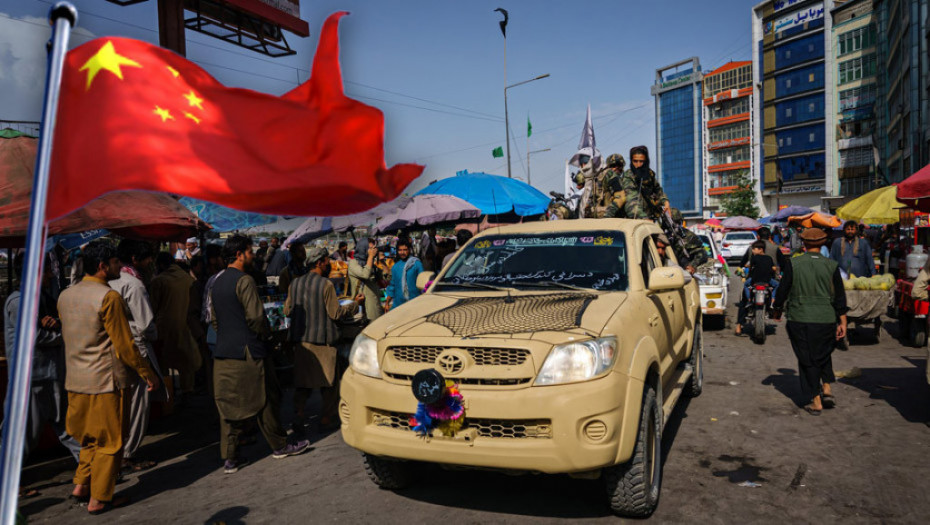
[569,105,601,169]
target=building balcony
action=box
[707,137,751,151]
[708,160,751,173]
[707,185,738,196]
[707,112,751,128]
[702,87,753,106]
[837,136,873,151]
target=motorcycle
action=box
[546,191,577,221]
[745,283,772,344]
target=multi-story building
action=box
[830,0,878,199]
[752,0,835,212]
[651,57,704,219]
[874,0,929,183]
[701,61,760,217]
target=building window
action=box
[786,78,792,88]
[786,137,792,146]
[786,107,792,117]
[839,85,877,110]
[838,54,877,84]
[838,25,876,56]
[809,132,815,142]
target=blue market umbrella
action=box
[772,205,813,221]
[414,171,549,216]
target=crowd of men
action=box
[2,226,475,514]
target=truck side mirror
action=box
[648,266,685,292]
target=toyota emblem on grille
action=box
[437,352,465,375]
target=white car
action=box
[722,231,758,262]
[692,230,729,325]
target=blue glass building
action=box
[753,0,834,211]
[651,57,704,218]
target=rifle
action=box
[657,210,692,267]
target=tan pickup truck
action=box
[340,219,703,517]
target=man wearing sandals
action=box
[59,241,160,514]
[772,228,848,415]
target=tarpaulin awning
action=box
[179,197,277,233]
[0,135,208,246]
[787,212,842,228]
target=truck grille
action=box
[389,346,529,366]
[384,373,532,386]
[370,410,552,439]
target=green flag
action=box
[527,117,532,137]
[492,146,504,158]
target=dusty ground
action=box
[17,277,930,523]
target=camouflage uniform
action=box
[594,154,625,219]
[669,208,709,268]
[606,167,669,220]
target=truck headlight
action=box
[349,334,382,378]
[535,337,617,386]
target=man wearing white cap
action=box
[173,238,200,262]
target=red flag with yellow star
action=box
[47,12,422,221]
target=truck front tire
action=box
[604,382,662,517]
[362,454,413,490]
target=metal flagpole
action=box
[0,3,77,523]
[503,35,510,179]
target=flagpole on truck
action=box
[0,3,77,523]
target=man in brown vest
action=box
[285,246,363,430]
[59,241,160,514]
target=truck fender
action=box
[613,337,660,464]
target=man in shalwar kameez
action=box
[60,241,159,514]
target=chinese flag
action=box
[47,12,423,221]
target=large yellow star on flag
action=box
[183,90,204,110]
[79,41,142,91]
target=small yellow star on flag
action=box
[154,106,174,122]
[166,66,180,78]
[183,90,204,110]
[184,112,201,124]
[79,41,142,91]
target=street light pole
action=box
[527,147,551,186]
[505,73,549,178]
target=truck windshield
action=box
[437,231,628,291]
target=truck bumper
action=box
[339,369,640,474]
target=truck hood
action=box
[363,291,627,344]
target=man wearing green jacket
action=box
[772,228,848,416]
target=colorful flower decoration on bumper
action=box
[409,373,465,437]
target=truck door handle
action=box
[649,314,659,327]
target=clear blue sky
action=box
[0,0,755,198]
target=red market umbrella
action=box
[0,133,208,245]
[897,162,930,211]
